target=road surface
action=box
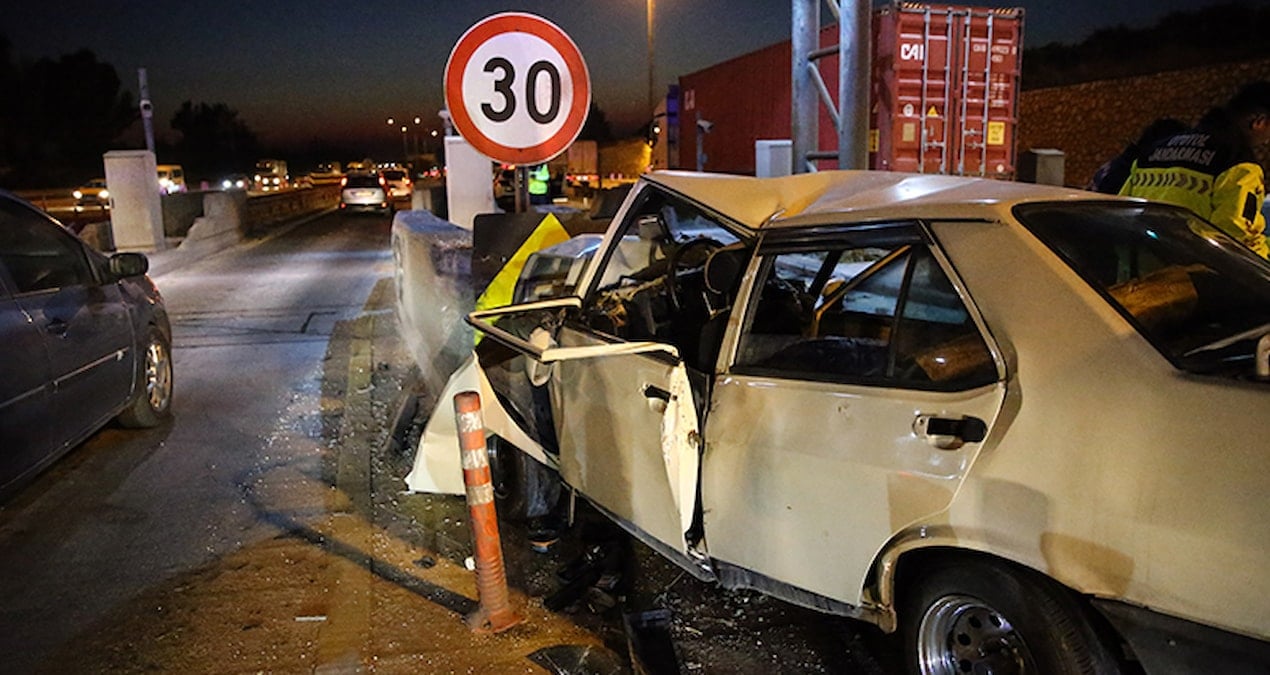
[0,209,895,673]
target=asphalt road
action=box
[0,210,401,671]
[0,209,899,674]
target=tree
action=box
[169,100,259,179]
[0,35,16,182]
[1022,2,1270,90]
[579,103,613,142]
[0,44,136,186]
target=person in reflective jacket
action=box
[1120,81,1270,258]
[1089,117,1188,194]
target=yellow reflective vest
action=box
[528,164,550,196]
[1120,125,1269,259]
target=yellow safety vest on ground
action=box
[1120,127,1269,259]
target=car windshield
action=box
[1015,201,1270,376]
[344,174,381,188]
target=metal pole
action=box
[791,0,818,174]
[647,0,656,120]
[138,68,155,154]
[839,0,871,169]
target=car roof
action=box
[644,170,1136,231]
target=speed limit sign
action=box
[444,13,591,166]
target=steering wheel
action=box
[665,237,723,311]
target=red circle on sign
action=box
[444,13,591,166]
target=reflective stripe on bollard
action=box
[453,391,524,634]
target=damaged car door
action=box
[702,222,1007,607]
[471,185,745,566]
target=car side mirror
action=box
[109,252,149,278]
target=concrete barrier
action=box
[243,185,340,233]
[178,190,248,258]
[161,191,206,237]
[390,209,473,397]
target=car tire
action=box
[117,326,174,428]
[487,435,560,522]
[898,556,1123,675]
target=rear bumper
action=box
[1092,600,1270,674]
[340,201,390,212]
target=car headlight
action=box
[99,189,108,199]
[73,190,83,199]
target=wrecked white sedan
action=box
[462,170,1270,674]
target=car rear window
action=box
[1015,201,1270,375]
[734,227,999,391]
[344,175,381,188]
[382,170,406,181]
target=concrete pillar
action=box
[1019,149,1066,186]
[104,150,166,251]
[755,140,793,178]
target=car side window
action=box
[580,188,742,369]
[734,237,997,390]
[0,198,96,294]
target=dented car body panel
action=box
[466,170,1270,667]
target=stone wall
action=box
[1018,57,1270,188]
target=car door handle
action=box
[914,414,987,450]
[643,384,671,414]
[45,318,69,337]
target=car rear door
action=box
[0,199,134,450]
[701,223,1008,606]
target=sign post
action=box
[444,13,591,171]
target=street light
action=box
[387,116,422,164]
[647,0,656,118]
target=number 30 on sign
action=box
[444,13,591,166]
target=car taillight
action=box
[341,177,348,186]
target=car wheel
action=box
[117,326,174,428]
[487,435,560,522]
[899,556,1122,675]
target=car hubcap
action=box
[145,337,172,412]
[917,594,1035,675]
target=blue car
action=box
[0,191,173,499]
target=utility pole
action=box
[138,68,155,154]
[647,0,656,120]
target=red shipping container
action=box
[676,3,1022,178]
[870,3,1023,177]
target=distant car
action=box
[253,159,289,192]
[219,174,251,191]
[156,164,186,194]
[466,170,1270,674]
[0,191,173,500]
[72,178,110,212]
[309,162,344,186]
[339,172,391,213]
[381,169,412,199]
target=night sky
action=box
[7,0,1266,154]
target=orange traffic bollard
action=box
[453,391,524,634]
